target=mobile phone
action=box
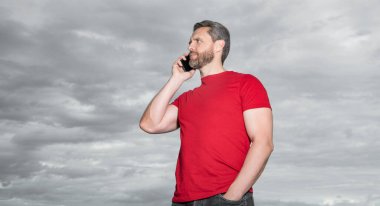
[180,55,193,72]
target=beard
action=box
[189,47,214,69]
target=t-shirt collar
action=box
[201,70,231,85]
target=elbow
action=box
[251,137,274,153]
[266,138,274,153]
[260,141,274,154]
[269,143,274,153]
[139,121,152,134]
[139,120,158,134]
[266,135,274,153]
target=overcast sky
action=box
[0,0,379,206]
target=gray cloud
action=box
[0,0,379,205]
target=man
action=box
[139,20,273,206]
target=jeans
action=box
[172,192,254,206]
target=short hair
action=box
[193,20,230,64]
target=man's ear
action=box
[214,40,225,53]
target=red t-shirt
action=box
[171,70,271,202]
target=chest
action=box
[178,82,242,120]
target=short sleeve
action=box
[240,74,271,111]
[171,96,179,108]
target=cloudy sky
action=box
[0,0,379,206]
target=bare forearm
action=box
[140,76,183,126]
[226,141,273,198]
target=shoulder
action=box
[229,71,262,86]
[175,88,194,101]
[228,70,259,79]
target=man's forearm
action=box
[224,141,274,199]
[140,76,183,127]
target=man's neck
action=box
[199,61,226,78]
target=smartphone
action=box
[180,55,193,72]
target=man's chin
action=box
[189,60,197,69]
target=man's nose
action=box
[188,43,195,52]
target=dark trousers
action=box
[172,192,254,206]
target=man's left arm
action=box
[223,107,274,201]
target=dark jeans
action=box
[172,192,254,206]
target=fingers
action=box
[175,53,189,68]
[177,58,183,67]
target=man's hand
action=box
[172,53,196,81]
[222,192,243,201]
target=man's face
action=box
[188,27,215,69]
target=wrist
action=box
[169,75,185,85]
[224,187,244,201]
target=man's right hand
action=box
[172,53,196,81]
